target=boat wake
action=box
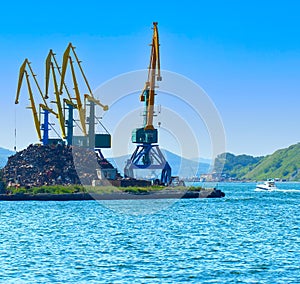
[274,189,300,193]
[255,188,300,193]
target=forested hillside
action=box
[214,143,300,181]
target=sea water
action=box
[0,182,299,283]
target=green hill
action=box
[214,142,300,181]
[214,152,263,179]
[245,143,300,181]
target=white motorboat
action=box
[255,179,277,191]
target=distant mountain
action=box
[213,142,300,181]
[190,157,212,165]
[107,149,211,178]
[163,150,211,177]
[0,148,14,168]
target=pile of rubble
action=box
[3,144,120,187]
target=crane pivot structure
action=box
[124,22,171,185]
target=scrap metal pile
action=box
[3,144,119,187]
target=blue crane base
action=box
[41,109,49,145]
[124,144,172,185]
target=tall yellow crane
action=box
[16,59,57,143]
[59,43,110,149]
[46,49,85,145]
[124,22,172,185]
[132,21,161,144]
[45,49,78,141]
[60,45,87,136]
[140,21,162,131]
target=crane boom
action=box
[46,50,76,106]
[24,70,42,141]
[59,44,71,95]
[69,56,87,135]
[69,44,94,97]
[50,62,67,139]
[141,22,161,131]
[60,43,108,110]
[16,60,27,104]
[16,59,56,142]
[59,44,87,135]
[16,59,49,106]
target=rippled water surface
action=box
[0,182,299,283]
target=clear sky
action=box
[1,0,300,158]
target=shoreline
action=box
[0,188,225,201]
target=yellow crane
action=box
[140,21,162,131]
[59,43,108,134]
[132,22,161,144]
[58,43,110,149]
[61,47,87,136]
[45,49,80,141]
[46,49,84,145]
[16,59,57,143]
[125,22,172,185]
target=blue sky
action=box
[1,0,300,158]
